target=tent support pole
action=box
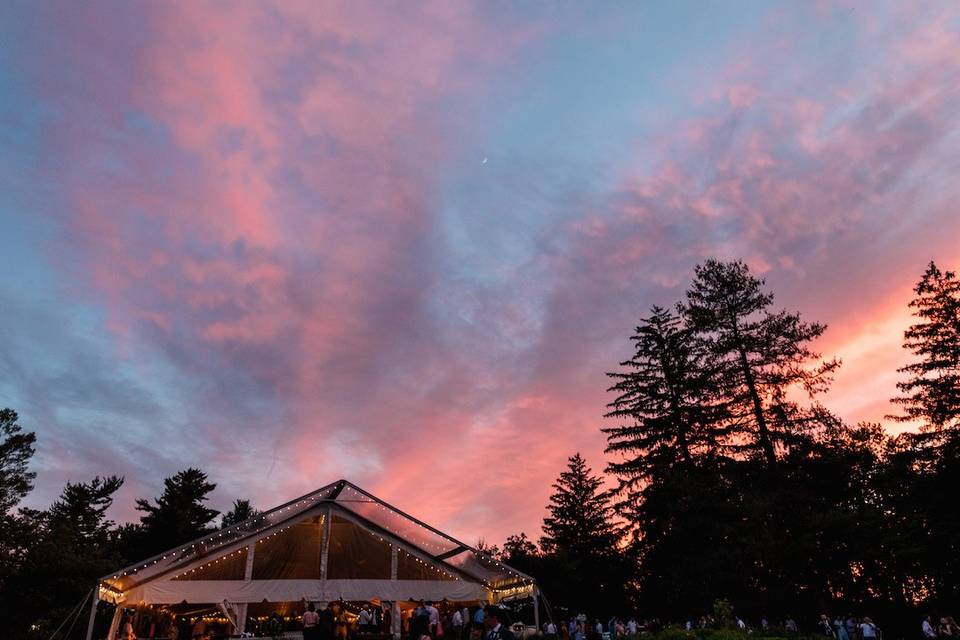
[392,600,402,640]
[244,543,255,580]
[218,601,238,630]
[533,586,540,631]
[237,543,255,635]
[320,505,331,580]
[107,606,123,640]
[84,589,99,640]
[236,603,249,635]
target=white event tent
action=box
[86,480,537,639]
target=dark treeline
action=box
[498,260,960,635]
[0,422,255,639]
[1,260,958,639]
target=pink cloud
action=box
[13,1,960,546]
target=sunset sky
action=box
[1,1,959,546]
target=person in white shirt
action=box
[359,607,373,629]
[425,601,440,638]
[627,619,637,635]
[452,609,464,639]
[545,622,557,636]
[923,617,936,639]
[860,617,878,640]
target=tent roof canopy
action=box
[102,479,533,597]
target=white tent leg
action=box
[236,603,248,635]
[107,607,123,640]
[84,591,99,640]
[533,587,540,631]
[392,600,401,640]
[219,600,238,631]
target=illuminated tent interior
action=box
[89,480,536,639]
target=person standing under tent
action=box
[483,607,515,640]
[452,607,464,640]
[304,603,320,640]
[319,603,336,640]
[426,602,440,638]
[122,617,137,640]
[474,607,485,631]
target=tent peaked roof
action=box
[101,479,533,597]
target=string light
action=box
[105,486,337,590]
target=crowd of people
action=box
[301,602,392,640]
[111,605,959,640]
[401,603,514,640]
[537,612,960,640]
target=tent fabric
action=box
[123,578,491,604]
[397,549,455,581]
[100,480,533,608]
[327,516,392,579]
[172,547,247,581]
[251,515,323,580]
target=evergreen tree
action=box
[501,532,539,563]
[604,305,727,486]
[540,454,635,616]
[683,260,839,469]
[220,498,261,529]
[889,261,960,435]
[134,468,219,557]
[0,408,37,514]
[48,476,123,541]
[0,408,36,595]
[4,477,125,640]
[540,453,619,556]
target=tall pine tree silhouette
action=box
[540,454,634,615]
[889,261,960,436]
[135,468,219,557]
[604,305,727,484]
[684,260,839,469]
[540,453,618,557]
